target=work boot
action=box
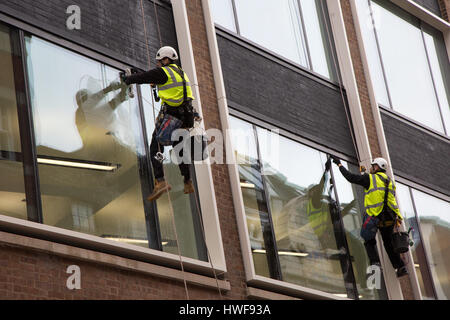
[396,266,408,278]
[147,179,171,202]
[184,180,195,194]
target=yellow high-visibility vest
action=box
[307,199,330,237]
[364,172,403,219]
[158,64,194,107]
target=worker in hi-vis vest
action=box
[306,159,335,250]
[121,46,200,201]
[331,156,408,278]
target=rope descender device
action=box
[154,151,165,163]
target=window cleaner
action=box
[120,46,201,201]
[331,156,408,278]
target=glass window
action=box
[234,0,308,67]
[23,35,207,260]
[212,0,337,81]
[210,0,237,32]
[373,1,444,133]
[0,24,27,220]
[25,35,150,247]
[354,0,390,107]
[229,116,271,278]
[229,116,389,299]
[355,0,450,135]
[299,0,335,79]
[396,183,436,300]
[422,28,450,134]
[412,189,450,300]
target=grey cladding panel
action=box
[411,0,442,17]
[0,0,177,69]
[382,112,450,196]
[217,34,356,158]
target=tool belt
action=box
[156,100,194,129]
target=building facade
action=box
[0,0,448,300]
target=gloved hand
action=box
[331,155,341,165]
[193,111,202,121]
[395,219,403,228]
[119,71,128,84]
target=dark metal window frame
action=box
[230,112,364,299]
[367,0,450,137]
[1,18,207,261]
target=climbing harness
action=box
[138,0,223,300]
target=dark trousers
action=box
[150,103,192,183]
[364,224,405,269]
[150,129,190,182]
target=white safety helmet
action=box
[155,46,179,61]
[371,157,388,170]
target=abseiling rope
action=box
[139,0,189,300]
[139,0,224,300]
[151,0,224,299]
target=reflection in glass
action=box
[234,0,309,67]
[140,83,207,261]
[373,1,444,133]
[354,0,390,106]
[257,128,348,295]
[396,183,436,299]
[211,0,237,32]
[412,189,450,300]
[26,35,149,247]
[229,117,271,277]
[299,0,334,79]
[0,24,27,220]
[423,30,450,134]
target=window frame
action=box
[0,16,227,276]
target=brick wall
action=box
[0,239,220,300]
[340,0,382,158]
[185,0,247,300]
[438,0,450,21]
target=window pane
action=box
[141,84,207,261]
[333,161,388,300]
[26,35,149,247]
[354,0,390,106]
[229,116,270,277]
[423,30,450,134]
[412,189,450,300]
[258,128,350,296]
[234,0,308,67]
[396,183,436,299]
[211,0,237,32]
[0,24,27,220]
[373,1,444,133]
[299,0,334,79]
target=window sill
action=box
[249,275,351,300]
[0,214,228,285]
